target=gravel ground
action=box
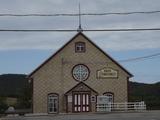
[1,110,160,120]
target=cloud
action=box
[86,31,160,51]
[0,0,160,51]
[0,32,75,50]
[0,31,160,51]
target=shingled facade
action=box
[28,32,133,114]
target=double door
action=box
[73,92,90,112]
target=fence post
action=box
[124,102,128,111]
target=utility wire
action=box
[0,13,77,17]
[0,28,160,32]
[84,10,160,16]
[0,10,160,16]
[119,52,160,62]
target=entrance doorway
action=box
[73,92,90,112]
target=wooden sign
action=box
[97,67,118,79]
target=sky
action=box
[0,0,160,83]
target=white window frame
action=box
[72,64,89,81]
[103,92,114,103]
[75,42,85,53]
[48,93,58,113]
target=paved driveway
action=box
[1,111,160,120]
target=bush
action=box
[0,97,8,114]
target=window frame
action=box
[47,93,59,114]
[72,64,90,82]
[75,42,86,53]
[103,92,114,103]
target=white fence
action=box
[96,101,146,112]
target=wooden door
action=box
[73,92,90,112]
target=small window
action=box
[75,42,85,53]
[48,93,58,113]
[91,95,96,102]
[103,92,114,103]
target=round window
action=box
[72,64,89,81]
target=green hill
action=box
[0,74,159,109]
[129,81,160,109]
[0,74,28,97]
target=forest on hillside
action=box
[0,74,160,113]
[0,74,29,97]
[129,81,160,109]
[0,74,31,113]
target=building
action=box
[28,32,133,114]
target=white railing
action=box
[96,101,146,112]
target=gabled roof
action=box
[64,82,98,95]
[28,32,133,78]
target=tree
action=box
[0,97,8,114]
[16,84,32,109]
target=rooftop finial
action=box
[77,3,83,32]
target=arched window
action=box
[48,93,58,113]
[75,42,85,53]
[103,92,114,103]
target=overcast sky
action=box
[0,0,160,83]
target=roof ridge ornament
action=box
[77,3,83,32]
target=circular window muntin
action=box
[72,64,90,81]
